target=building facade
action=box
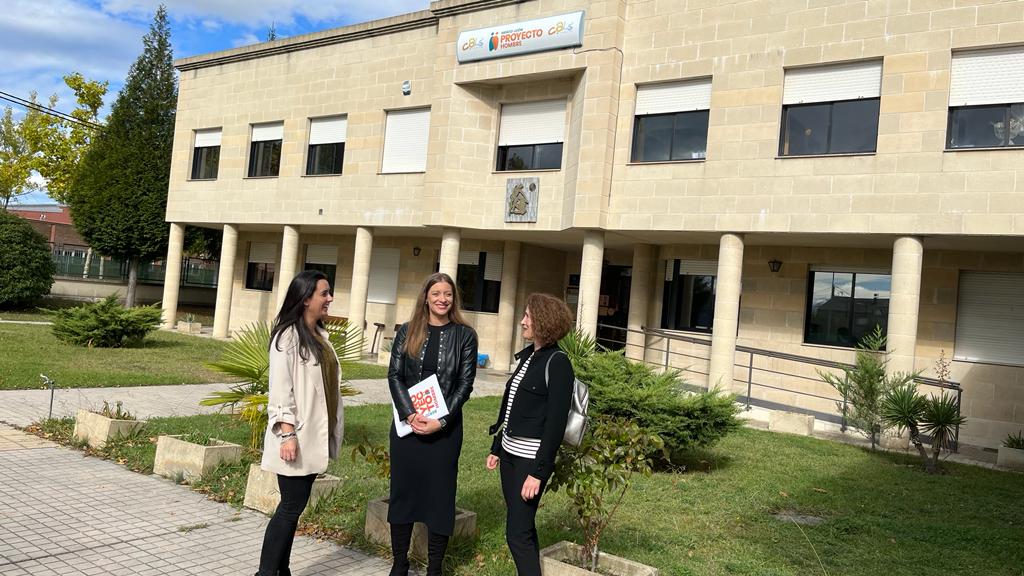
[163,0,1024,448]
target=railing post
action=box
[745,351,753,409]
[954,388,962,453]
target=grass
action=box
[0,297,85,322]
[32,399,1024,576]
[342,361,388,380]
[0,323,233,389]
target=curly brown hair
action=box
[526,293,574,347]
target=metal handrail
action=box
[598,323,962,451]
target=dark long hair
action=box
[270,270,330,365]
[404,272,467,358]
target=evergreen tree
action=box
[67,5,177,306]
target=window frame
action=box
[946,103,1024,149]
[306,141,345,176]
[803,269,891,349]
[660,261,717,333]
[190,145,220,180]
[248,139,282,178]
[457,251,501,314]
[631,109,710,163]
[778,97,880,157]
[495,142,563,171]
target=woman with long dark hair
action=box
[255,270,344,576]
[486,293,575,576]
[387,272,478,575]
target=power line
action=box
[0,90,103,130]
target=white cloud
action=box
[231,33,261,48]
[100,0,430,28]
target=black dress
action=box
[388,323,464,535]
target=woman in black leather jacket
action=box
[486,293,575,576]
[387,272,477,576]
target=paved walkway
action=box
[0,374,509,429]
[0,425,392,576]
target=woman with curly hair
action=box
[486,293,575,575]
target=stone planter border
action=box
[177,321,202,334]
[540,541,659,576]
[997,445,1024,471]
[242,463,341,515]
[364,496,477,560]
[72,408,145,449]
[153,434,243,483]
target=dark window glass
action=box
[306,142,344,175]
[457,252,501,313]
[632,110,709,162]
[245,262,275,291]
[248,140,282,177]
[947,104,1024,149]
[805,271,890,347]
[496,143,563,171]
[191,146,220,179]
[780,98,879,156]
[304,264,337,291]
[661,261,717,332]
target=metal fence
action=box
[50,244,218,287]
[599,323,962,451]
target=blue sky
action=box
[2,0,428,204]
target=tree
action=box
[0,209,55,308]
[0,95,54,208]
[28,73,108,205]
[67,5,177,307]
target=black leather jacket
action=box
[388,322,478,426]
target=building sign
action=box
[457,11,585,64]
[505,177,539,223]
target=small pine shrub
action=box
[49,295,162,347]
[573,350,742,461]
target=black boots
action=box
[389,522,413,576]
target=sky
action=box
[2,0,429,204]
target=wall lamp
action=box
[412,246,421,257]
[768,258,783,274]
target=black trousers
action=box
[499,448,548,576]
[256,473,316,576]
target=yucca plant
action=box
[881,383,932,471]
[921,391,966,470]
[558,326,599,366]
[1005,430,1024,450]
[881,383,965,474]
[201,320,363,449]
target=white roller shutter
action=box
[248,243,277,264]
[783,60,882,105]
[949,47,1024,106]
[381,108,430,173]
[664,260,674,281]
[251,122,283,142]
[955,271,1024,365]
[498,99,567,146]
[635,79,712,115]
[679,260,718,276]
[309,116,347,145]
[367,247,401,304]
[305,244,337,265]
[458,251,479,266]
[484,251,503,281]
[194,128,222,148]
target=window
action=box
[632,79,711,162]
[780,61,881,156]
[661,260,717,332]
[381,108,430,173]
[248,122,283,177]
[496,100,566,171]
[955,272,1024,365]
[246,242,277,291]
[457,251,502,313]
[947,47,1024,149]
[804,268,891,348]
[305,244,337,290]
[191,128,221,179]
[307,116,346,175]
[367,247,401,304]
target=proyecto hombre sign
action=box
[456,11,585,64]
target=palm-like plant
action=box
[558,327,599,367]
[201,320,363,449]
[881,383,965,474]
[881,383,932,471]
[920,391,966,470]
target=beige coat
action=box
[260,325,344,476]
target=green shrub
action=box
[573,350,742,460]
[49,295,162,347]
[1005,430,1024,450]
[0,209,55,309]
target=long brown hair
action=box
[404,272,468,358]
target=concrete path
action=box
[0,425,391,576]
[0,374,509,428]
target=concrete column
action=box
[494,241,522,371]
[886,236,924,376]
[348,226,374,344]
[708,233,744,390]
[577,231,605,339]
[276,225,301,311]
[625,244,654,361]
[438,228,461,281]
[160,223,186,329]
[212,224,239,338]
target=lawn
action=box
[34,398,1024,576]
[0,323,387,389]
